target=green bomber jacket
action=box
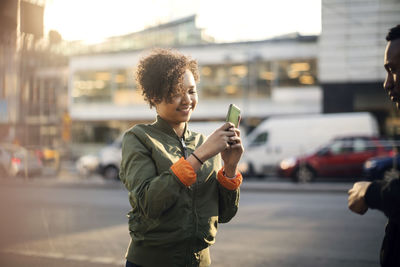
[119,116,241,267]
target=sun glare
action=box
[44,0,321,43]
[44,0,152,43]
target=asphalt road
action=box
[0,177,386,267]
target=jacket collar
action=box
[153,115,189,140]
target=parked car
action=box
[363,154,400,181]
[278,136,395,182]
[74,135,122,180]
[40,147,61,174]
[0,144,43,177]
[76,154,100,177]
[75,137,122,180]
[97,136,122,180]
[240,112,379,177]
[26,146,61,176]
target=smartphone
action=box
[226,104,241,128]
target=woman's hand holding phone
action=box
[222,104,243,176]
[194,122,237,160]
[189,104,244,175]
[221,126,243,177]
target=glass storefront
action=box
[200,64,246,98]
[72,68,145,105]
[276,59,317,87]
[199,58,317,99]
[72,70,113,103]
[71,58,318,104]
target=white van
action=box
[240,112,379,177]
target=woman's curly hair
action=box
[136,48,200,107]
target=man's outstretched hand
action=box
[348,181,372,215]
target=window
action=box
[254,62,272,97]
[251,132,269,146]
[329,140,353,155]
[353,138,369,152]
[199,64,246,99]
[198,58,317,100]
[113,68,143,105]
[276,59,317,87]
[72,70,112,103]
[72,68,144,105]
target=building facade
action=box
[1,0,69,158]
[0,0,18,142]
[319,0,400,135]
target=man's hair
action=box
[386,25,400,41]
[135,48,199,108]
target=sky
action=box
[44,0,321,43]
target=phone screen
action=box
[226,104,241,128]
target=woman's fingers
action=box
[229,135,241,143]
[217,122,235,131]
[207,123,241,152]
[225,126,240,136]
[228,137,242,148]
[234,128,241,137]
[201,124,243,159]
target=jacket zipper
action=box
[180,136,199,266]
[180,137,188,159]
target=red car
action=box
[278,136,395,182]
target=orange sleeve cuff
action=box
[217,168,243,190]
[171,157,197,187]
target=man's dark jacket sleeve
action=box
[365,179,400,222]
[365,178,400,267]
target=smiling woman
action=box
[119,48,244,266]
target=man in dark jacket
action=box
[348,24,400,267]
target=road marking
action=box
[67,254,90,261]
[1,224,128,266]
[3,249,125,265]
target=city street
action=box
[2,1,400,266]
[0,176,386,267]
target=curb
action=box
[0,173,352,193]
[240,181,351,194]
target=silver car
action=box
[0,144,43,177]
[75,136,122,180]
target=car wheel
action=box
[382,168,400,182]
[294,166,315,183]
[103,166,119,180]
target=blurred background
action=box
[1,1,400,266]
[1,0,399,175]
